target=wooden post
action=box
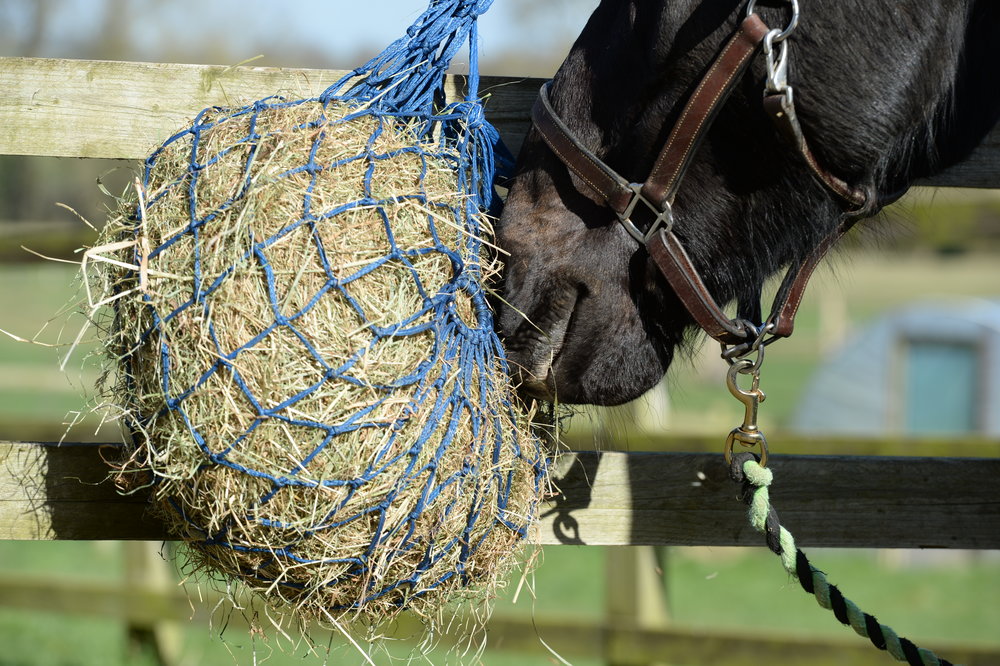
[596,408,672,666]
[123,542,182,666]
[605,547,672,666]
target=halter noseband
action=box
[530,3,874,354]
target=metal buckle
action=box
[617,183,674,245]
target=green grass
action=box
[1,250,999,663]
[664,548,1000,646]
[0,263,105,438]
[0,543,995,664]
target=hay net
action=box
[102,0,545,619]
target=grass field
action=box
[0,542,996,665]
[0,247,999,664]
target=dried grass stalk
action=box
[93,97,545,631]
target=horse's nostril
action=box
[503,329,557,391]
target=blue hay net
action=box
[122,0,544,609]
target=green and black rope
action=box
[728,452,953,666]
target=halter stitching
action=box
[652,24,756,199]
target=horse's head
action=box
[497,0,999,405]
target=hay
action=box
[93,96,545,629]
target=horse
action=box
[495,0,1000,407]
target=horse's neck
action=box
[788,1,995,196]
[902,1,1000,181]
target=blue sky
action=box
[1,0,597,75]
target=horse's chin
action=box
[515,366,558,403]
[502,303,673,407]
[513,343,672,406]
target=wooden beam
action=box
[2,441,997,548]
[1,57,997,188]
[559,431,1000,459]
[0,441,165,540]
[0,574,996,665]
[0,57,539,161]
[539,450,1000,548]
[0,220,92,262]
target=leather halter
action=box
[530,13,874,350]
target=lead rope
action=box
[723,343,954,666]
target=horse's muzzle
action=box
[497,280,580,403]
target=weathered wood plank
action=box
[1,57,997,188]
[0,441,166,540]
[0,57,541,161]
[539,451,1000,548]
[926,126,1000,188]
[2,441,997,548]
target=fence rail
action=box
[1,56,999,188]
[2,441,997,548]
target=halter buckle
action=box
[617,183,674,245]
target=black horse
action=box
[496,0,1000,406]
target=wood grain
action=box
[0,57,541,161]
[3,441,996,548]
[1,56,996,188]
[0,441,165,540]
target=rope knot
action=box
[744,458,773,488]
[454,101,486,129]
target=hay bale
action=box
[95,96,545,627]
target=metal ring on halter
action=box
[746,0,799,42]
[720,320,773,373]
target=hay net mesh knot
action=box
[104,0,545,617]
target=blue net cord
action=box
[112,0,543,610]
[325,0,495,110]
[321,0,505,210]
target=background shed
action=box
[790,298,1000,436]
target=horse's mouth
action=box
[513,351,560,402]
[507,322,567,404]
[500,286,579,404]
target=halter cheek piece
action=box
[530,4,875,355]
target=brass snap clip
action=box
[724,358,769,467]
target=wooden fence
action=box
[1,56,999,664]
[3,440,999,549]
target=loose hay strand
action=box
[94,97,545,638]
